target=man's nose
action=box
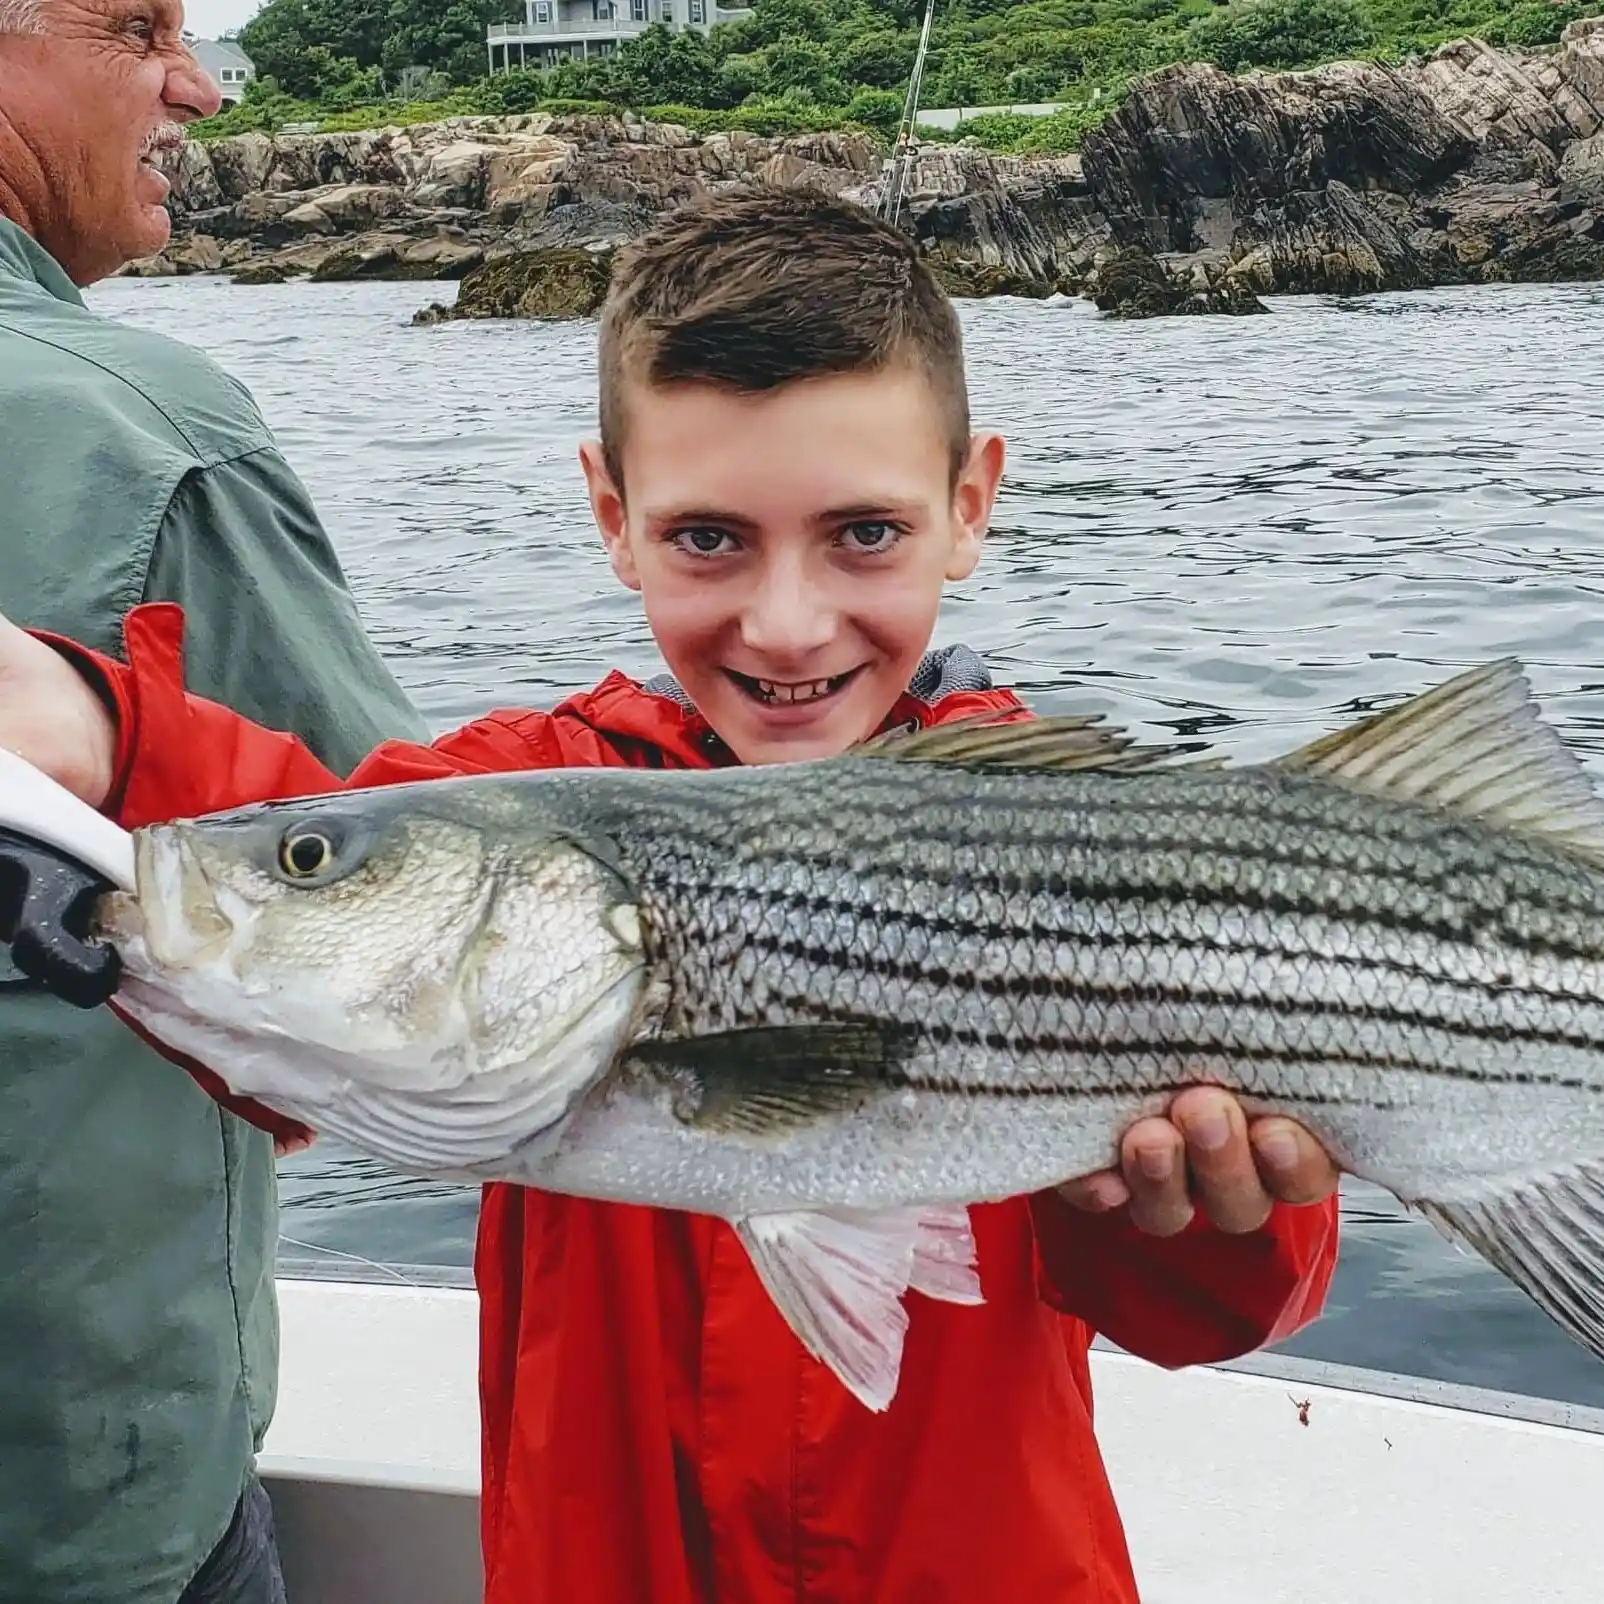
[739,562,837,660]
[166,48,223,123]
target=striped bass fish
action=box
[88,659,1604,1410]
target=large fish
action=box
[52,660,1604,1409]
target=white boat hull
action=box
[262,1276,1604,1603]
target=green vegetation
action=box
[204,0,1599,148]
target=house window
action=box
[689,0,703,18]
[630,0,647,20]
[533,0,552,20]
[659,0,672,18]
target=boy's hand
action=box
[0,611,117,810]
[1059,1087,1340,1235]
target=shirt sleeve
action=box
[48,603,572,829]
[1028,1187,1339,1367]
[142,448,429,774]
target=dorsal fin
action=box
[856,713,1198,773]
[1272,659,1604,863]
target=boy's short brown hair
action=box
[598,186,970,489]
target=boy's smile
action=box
[582,367,1005,766]
[723,666,864,708]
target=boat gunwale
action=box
[273,1261,1604,1437]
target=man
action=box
[0,2,425,1600]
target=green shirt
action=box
[0,219,427,1603]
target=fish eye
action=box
[278,828,337,880]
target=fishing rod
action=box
[879,0,937,230]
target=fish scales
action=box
[550,763,1604,1095]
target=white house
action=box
[191,38,257,105]
[486,0,751,73]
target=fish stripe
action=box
[647,876,1604,982]
[656,866,1598,953]
[716,990,1604,1096]
[719,931,1604,1055]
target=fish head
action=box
[94,784,650,1176]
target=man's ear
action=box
[947,431,1005,582]
[580,439,639,592]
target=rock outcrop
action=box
[1088,247,1269,316]
[137,18,1604,307]
[1082,17,1604,295]
[143,113,1091,299]
[413,246,614,322]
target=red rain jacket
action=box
[66,604,1338,1604]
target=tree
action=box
[619,24,725,103]
[843,85,904,132]
[240,0,524,91]
[1498,0,1586,45]
[1188,0,1374,71]
[383,1,524,83]
[837,27,918,88]
[925,46,991,105]
[764,35,852,102]
[738,0,836,47]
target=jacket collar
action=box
[0,217,85,308]
[559,645,1024,768]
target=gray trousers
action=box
[178,1476,287,1604]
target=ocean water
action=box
[86,272,1604,1407]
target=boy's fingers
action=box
[1058,1104,1342,1225]
[1250,1117,1343,1204]
[1057,1170,1131,1213]
[1169,1087,1273,1235]
[1121,1119,1193,1237]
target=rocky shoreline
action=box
[141,18,1604,311]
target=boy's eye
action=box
[671,527,739,557]
[839,522,901,553]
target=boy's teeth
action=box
[754,677,838,704]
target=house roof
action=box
[191,39,255,75]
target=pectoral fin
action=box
[735,1203,984,1412]
[632,1022,909,1134]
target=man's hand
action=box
[0,611,116,808]
[1058,1086,1340,1236]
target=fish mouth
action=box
[118,826,248,972]
[723,666,865,708]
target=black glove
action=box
[0,827,121,1008]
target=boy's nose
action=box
[739,569,837,661]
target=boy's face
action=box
[581,366,1005,766]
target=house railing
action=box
[488,5,746,39]
[489,17,646,37]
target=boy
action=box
[0,188,1340,1602]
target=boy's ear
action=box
[579,439,640,592]
[947,431,1005,582]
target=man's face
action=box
[0,0,220,284]
[582,367,1005,766]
